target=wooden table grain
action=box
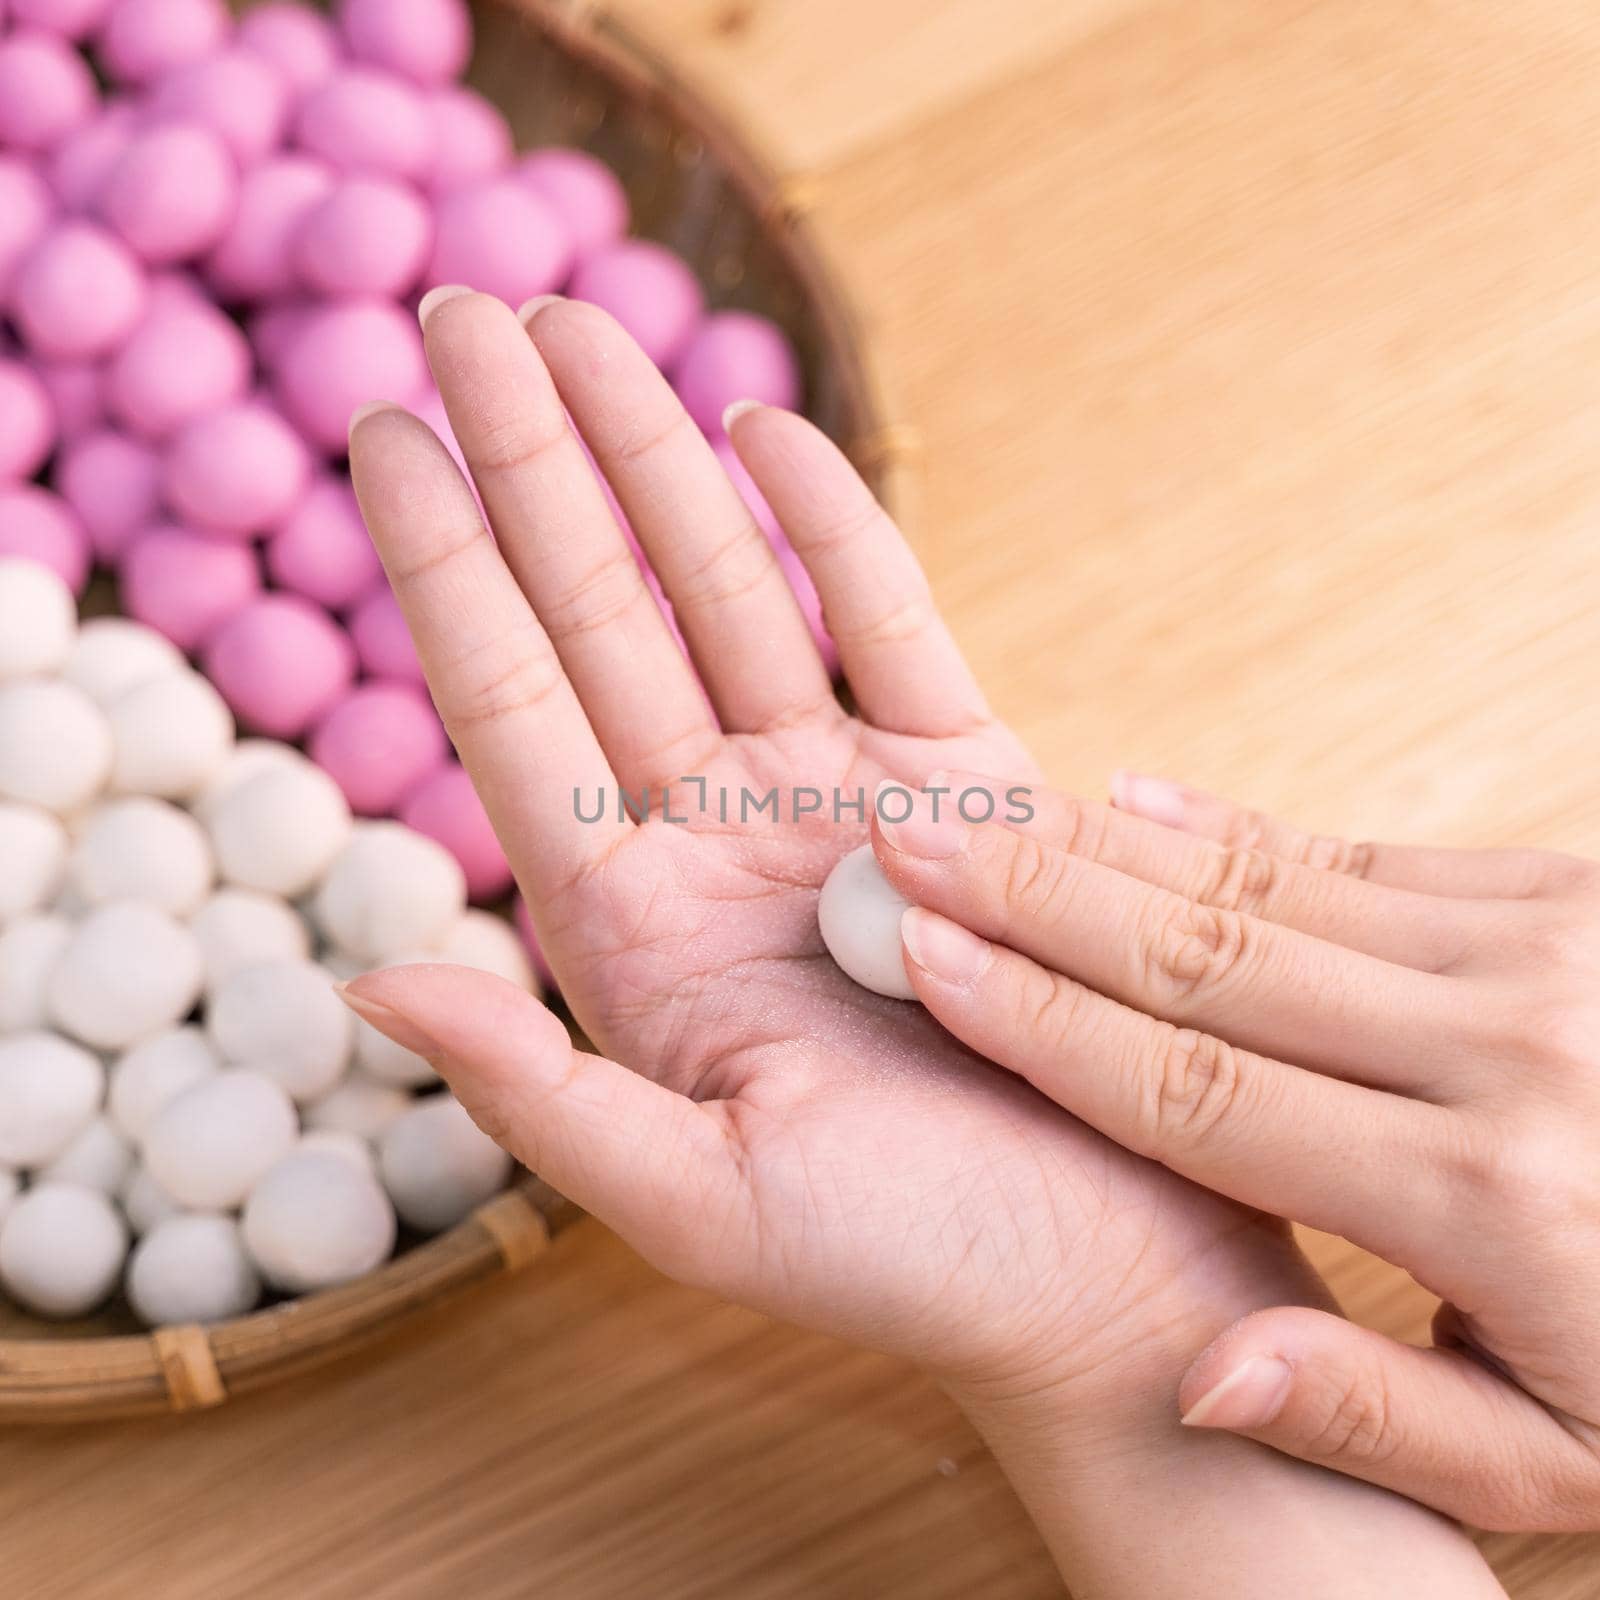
[7,2,1600,1593]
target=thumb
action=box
[339,963,742,1282]
[1178,1306,1600,1531]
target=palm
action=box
[351,291,1325,1384]
[544,718,1305,1373]
[552,719,1026,1089]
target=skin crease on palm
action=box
[343,289,1505,1596]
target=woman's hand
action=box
[343,289,1499,1595]
[878,768,1600,1530]
[343,286,1299,1403]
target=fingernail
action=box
[876,779,967,858]
[1180,1355,1293,1430]
[516,293,563,326]
[336,982,441,1061]
[347,400,398,442]
[926,769,1007,823]
[722,398,761,430]
[901,907,989,983]
[417,283,472,329]
[1111,770,1187,828]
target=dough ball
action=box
[48,902,205,1051]
[98,0,230,85]
[120,523,262,651]
[0,1182,126,1318]
[0,152,53,295]
[39,1115,134,1196]
[0,557,75,684]
[235,3,339,95]
[0,30,96,153]
[97,122,237,265]
[205,153,334,302]
[348,584,423,684]
[672,311,800,437]
[817,843,916,1001]
[431,909,534,991]
[0,1031,104,1167]
[0,359,57,483]
[296,1128,376,1175]
[265,475,382,611]
[426,86,511,190]
[272,298,427,454]
[206,959,351,1102]
[0,1170,18,1230]
[69,796,215,915]
[106,669,235,800]
[164,400,312,538]
[308,682,447,817]
[126,1213,260,1327]
[9,220,148,362]
[0,801,70,919]
[321,950,367,983]
[0,913,72,1032]
[304,1073,410,1143]
[11,0,116,40]
[46,100,135,212]
[190,738,306,822]
[312,821,465,962]
[292,67,432,182]
[144,1068,299,1210]
[62,616,182,705]
[0,679,113,813]
[568,240,705,370]
[201,593,356,738]
[291,174,432,300]
[106,292,251,442]
[0,484,91,594]
[189,888,311,990]
[338,0,471,87]
[120,1161,183,1235]
[379,1094,511,1233]
[144,48,290,167]
[0,483,91,598]
[206,759,351,898]
[398,764,512,903]
[243,1149,396,1292]
[53,431,163,566]
[108,1024,218,1142]
[516,146,628,260]
[33,360,106,444]
[426,177,572,309]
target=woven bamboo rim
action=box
[0,0,907,1423]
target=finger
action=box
[1113,771,1580,900]
[419,288,720,789]
[878,798,1474,1086]
[899,907,1451,1259]
[726,405,994,740]
[339,964,745,1284]
[348,402,628,890]
[1179,1306,1600,1532]
[525,300,838,736]
[934,771,1481,971]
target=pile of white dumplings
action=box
[0,558,525,1327]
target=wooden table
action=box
[7,1,1600,1593]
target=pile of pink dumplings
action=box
[0,0,821,933]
